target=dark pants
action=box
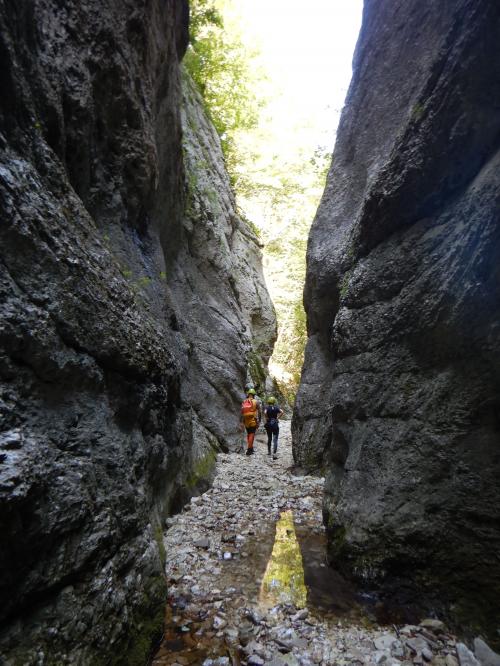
[265,425,279,453]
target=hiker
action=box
[264,396,283,459]
[240,388,261,456]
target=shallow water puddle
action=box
[259,510,307,609]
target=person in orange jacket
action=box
[240,388,261,456]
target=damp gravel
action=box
[152,422,461,666]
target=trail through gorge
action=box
[152,422,469,666]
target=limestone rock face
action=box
[172,72,276,453]
[294,0,500,640]
[0,1,275,663]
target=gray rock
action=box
[238,621,255,646]
[291,608,309,622]
[374,634,399,651]
[406,637,430,656]
[474,638,500,666]
[248,656,265,666]
[420,620,446,634]
[194,538,211,549]
[293,0,500,643]
[212,615,227,630]
[456,644,480,666]
[224,626,239,643]
[277,655,300,666]
[0,0,276,663]
[244,640,265,657]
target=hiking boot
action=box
[273,454,277,460]
[245,448,254,456]
[267,449,271,456]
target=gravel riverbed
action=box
[152,422,475,666]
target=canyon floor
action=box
[151,422,470,666]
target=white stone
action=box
[456,643,480,666]
[212,615,227,630]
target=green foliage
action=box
[272,296,307,403]
[185,0,331,396]
[411,101,424,121]
[340,274,350,298]
[186,447,217,490]
[136,276,152,288]
[114,575,166,666]
[154,524,167,568]
[238,206,261,238]
[184,0,264,176]
[248,350,266,394]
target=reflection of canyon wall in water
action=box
[0,1,275,663]
[294,0,500,640]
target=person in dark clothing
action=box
[264,396,284,460]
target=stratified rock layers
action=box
[0,1,275,663]
[294,0,500,638]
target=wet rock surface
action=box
[0,1,275,663]
[293,0,500,641]
[153,423,471,666]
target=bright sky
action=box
[235,0,364,149]
[221,0,364,383]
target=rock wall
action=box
[171,70,276,454]
[294,0,500,640]
[0,1,275,663]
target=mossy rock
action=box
[186,446,218,492]
[106,574,167,666]
[248,350,266,394]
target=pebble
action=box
[248,656,265,666]
[194,537,210,549]
[291,608,309,622]
[212,616,226,630]
[422,647,433,661]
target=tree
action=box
[184,0,265,180]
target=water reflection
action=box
[259,510,307,608]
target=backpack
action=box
[241,398,257,428]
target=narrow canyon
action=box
[0,0,499,664]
